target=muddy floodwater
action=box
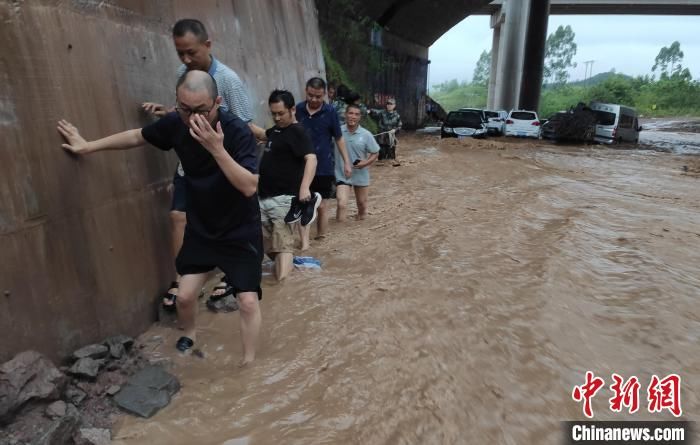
[113,129,699,444]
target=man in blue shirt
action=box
[58,71,263,365]
[295,77,352,250]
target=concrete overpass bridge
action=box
[354,0,700,115]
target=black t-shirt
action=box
[141,110,261,242]
[258,123,314,199]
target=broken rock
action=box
[0,350,67,424]
[64,387,88,405]
[113,366,180,418]
[72,344,109,361]
[68,358,104,380]
[206,294,239,313]
[33,403,81,445]
[104,335,134,359]
[45,400,67,419]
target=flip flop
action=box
[208,282,234,302]
[162,281,178,312]
[176,336,194,352]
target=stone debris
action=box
[68,358,105,380]
[64,387,88,405]
[206,294,239,313]
[45,400,67,419]
[0,350,66,424]
[104,335,134,359]
[105,385,121,396]
[72,344,109,361]
[113,366,180,418]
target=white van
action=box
[590,102,642,144]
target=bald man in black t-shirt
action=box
[58,70,262,366]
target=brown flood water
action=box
[113,134,700,445]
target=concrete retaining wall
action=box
[0,0,325,363]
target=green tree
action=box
[652,41,691,80]
[585,74,636,106]
[544,25,577,85]
[472,50,491,85]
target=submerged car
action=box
[484,110,507,135]
[590,102,642,144]
[541,103,597,143]
[504,110,541,139]
[441,110,488,139]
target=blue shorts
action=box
[171,171,186,212]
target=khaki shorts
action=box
[259,195,295,254]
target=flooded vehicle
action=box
[590,102,642,144]
[441,110,487,139]
[504,110,541,138]
[484,110,507,135]
[541,103,597,143]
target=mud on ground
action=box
[107,132,699,444]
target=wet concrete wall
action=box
[0,0,325,363]
[316,1,429,128]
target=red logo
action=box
[609,373,641,414]
[648,374,682,417]
[573,373,682,418]
[572,371,605,418]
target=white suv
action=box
[484,110,507,135]
[504,110,541,139]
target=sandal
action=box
[162,281,178,312]
[208,282,234,302]
[175,336,194,352]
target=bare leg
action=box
[274,252,294,281]
[316,200,329,238]
[354,186,369,220]
[237,291,261,366]
[336,184,351,222]
[170,210,186,284]
[176,273,208,341]
[299,223,311,251]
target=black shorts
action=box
[336,180,351,187]
[310,175,335,199]
[171,171,187,212]
[176,231,263,300]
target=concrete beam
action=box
[479,0,700,15]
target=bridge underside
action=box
[358,1,700,47]
[352,0,700,119]
[480,0,700,16]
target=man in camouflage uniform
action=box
[371,98,402,161]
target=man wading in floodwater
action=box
[58,71,262,365]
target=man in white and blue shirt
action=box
[335,104,380,222]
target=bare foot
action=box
[314,234,327,241]
[300,242,310,251]
[238,356,255,368]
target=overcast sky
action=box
[428,15,700,86]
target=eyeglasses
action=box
[175,104,215,117]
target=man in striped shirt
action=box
[143,19,254,311]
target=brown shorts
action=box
[259,196,296,254]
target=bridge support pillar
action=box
[492,0,530,111]
[487,10,504,110]
[519,0,550,112]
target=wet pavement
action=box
[113,129,699,444]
